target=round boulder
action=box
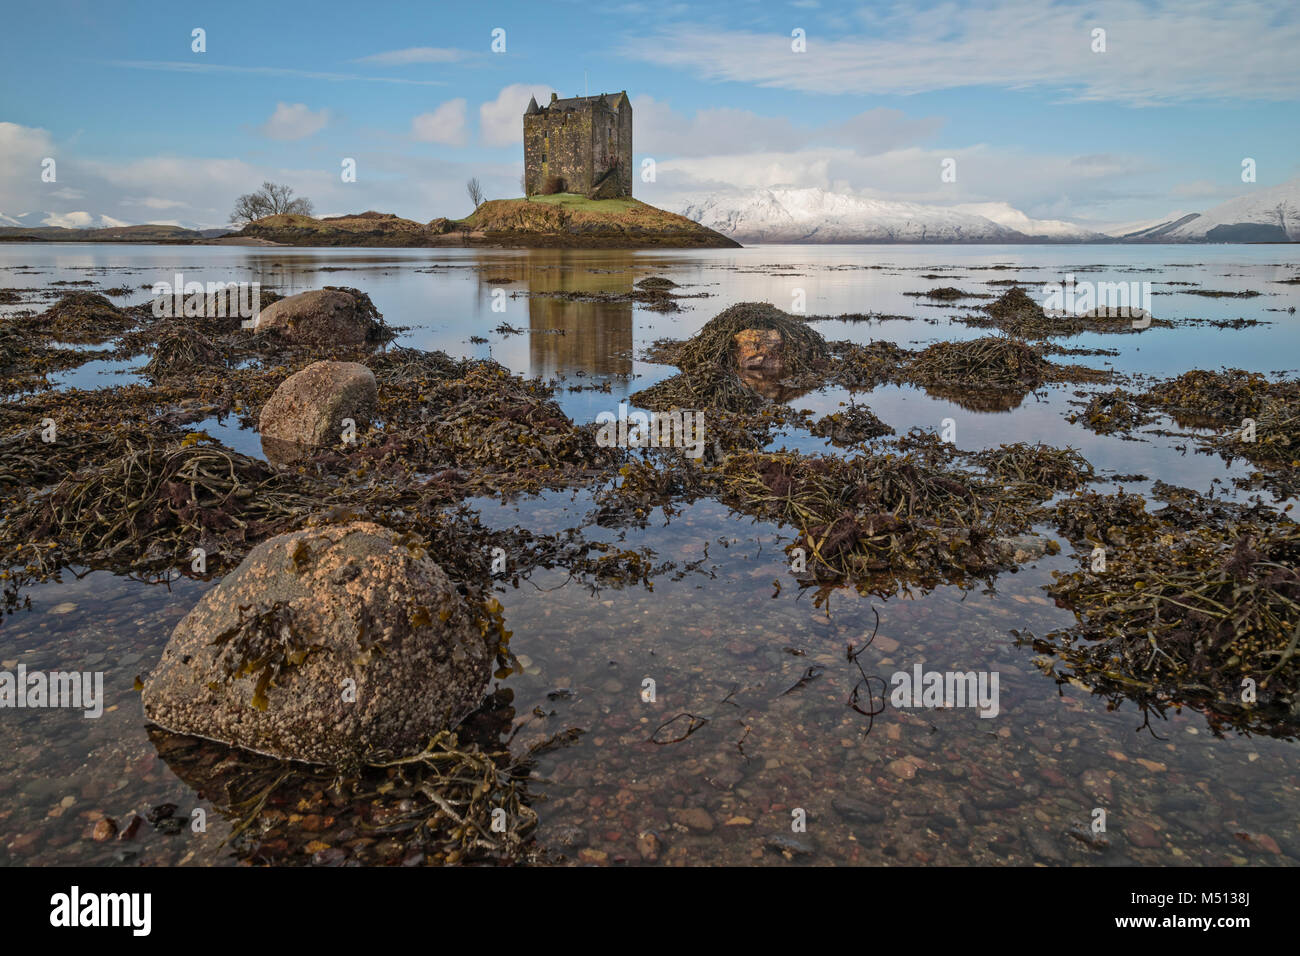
[259,360,376,462]
[253,287,383,346]
[141,521,494,766]
[733,328,786,376]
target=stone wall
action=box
[524,93,632,199]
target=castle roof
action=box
[531,91,628,114]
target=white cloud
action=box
[620,0,1300,105]
[1171,179,1237,199]
[633,95,943,157]
[0,121,57,215]
[41,211,95,228]
[412,99,468,145]
[106,60,447,86]
[355,47,471,65]
[639,143,1158,222]
[480,83,555,147]
[0,121,524,228]
[125,196,189,210]
[258,103,331,141]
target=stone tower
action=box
[523,91,632,199]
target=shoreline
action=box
[3,234,1297,248]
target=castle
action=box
[523,91,632,199]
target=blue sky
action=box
[1,0,1297,228]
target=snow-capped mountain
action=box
[950,202,1104,240]
[679,188,1035,242]
[1161,178,1300,241]
[677,188,1110,242]
[1100,212,1196,240]
[0,210,131,229]
[0,211,43,227]
[677,179,1300,243]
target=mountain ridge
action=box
[675,180,1300,244]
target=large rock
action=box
[253,287,381,346]
[259,360,376,462]
[733,328,785,376]
[142,522,494,766]
[733,328,795,399]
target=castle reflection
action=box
[475,252,634,381]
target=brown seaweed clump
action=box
[1042,488,1300,736]
[1250,389,1300,469]
[715,447,1033,592]
[632,302,831,411]
[907,335,1055,391]
[1068,387,1152,435]
[971,442,1095,493]
[1137,370,1300,493]
[143,326,226,380]
[811,403,894,446]
[903,286,987,301]
[6,437,314,574]
[960,286,1165,338]
[1145,368,1273,427]
[674,302,831,373]
[39,291,137,343]
[826,339,912,390]
[356,358,619,484]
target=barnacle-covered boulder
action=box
[142,522,494,766]
[252,286,387,346]
[259,360,376,463]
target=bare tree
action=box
[230,181,314,225]
[466,177,484,210]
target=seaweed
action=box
[1135,370,1300,494]
[811,403,894,446]
[907,335,1055,390]
[1043,488,1300,736]
[902,287,990,300]
[37,291,137,344]
[714,446,1033,592]
[143,326,226,380]
[149,717,541,864]
[971,442,1095,493]
[1069,388,1152,435]
[5,437,313,575]
[959,286,1165,338]
[210,600,325,710]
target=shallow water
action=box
[2,242,1299,866]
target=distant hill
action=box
[0,222,222,243]
[234,211,433,246]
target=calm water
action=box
[2,242,1298,865]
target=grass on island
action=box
[510,193,642,214]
